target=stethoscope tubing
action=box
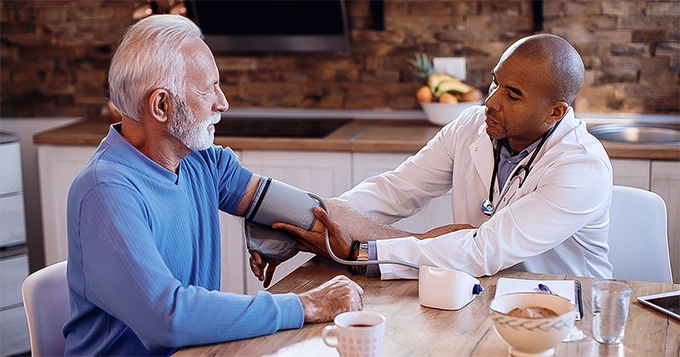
[482,120,561,217]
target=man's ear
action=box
[546,101,569,125]
[149,89,173,123]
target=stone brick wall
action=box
[1,0,678,117]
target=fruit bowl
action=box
[420,101,482,126]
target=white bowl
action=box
[489,292,575,357]
[420,101,482,126]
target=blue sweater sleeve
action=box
[76,183,304,350]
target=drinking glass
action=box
[591,281,631,344]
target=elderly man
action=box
[63,15,362,356]
[260,34,613,282]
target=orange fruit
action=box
[416,85,434,103]
[439,92,459,104]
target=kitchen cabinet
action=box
[0,133,30,356]
[236,150,352,295]
[651,161,680,283]
[0,254,30,356]
[352,152,453,233]
[0,138,26,248]
[610,158,680,283]
[610,159,650,190]
[37,145,96,265]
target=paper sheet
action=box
[495,278,576,302]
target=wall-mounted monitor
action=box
[186,0,351,54]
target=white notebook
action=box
[495,277,582,320]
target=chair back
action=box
[608,186,672,283]
[21,260,69,357]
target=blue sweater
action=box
[64,124,304,356]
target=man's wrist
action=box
[347,240,368,275]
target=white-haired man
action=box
[64,14,362,356]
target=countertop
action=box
[0,130,19,144]
[33,113,680,160]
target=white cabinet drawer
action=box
[0,305,30,356]
[0,194,26,247]
[0,142,23,195]
[0,254,29,307]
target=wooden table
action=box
[174,257,679,356]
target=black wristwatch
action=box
[347,240,368,275]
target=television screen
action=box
[186,0,351,53]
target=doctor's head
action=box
[484,34,585,151]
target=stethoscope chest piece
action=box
[481,197,495,217]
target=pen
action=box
[538,283,558,296]
[574,280,583,319]
[538,282,583,320]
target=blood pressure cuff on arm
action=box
[244,177,322,260]
[245,220,299,261]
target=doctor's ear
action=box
[149,89,173,123]
[546,102,569,124]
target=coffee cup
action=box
[321,311,386,357]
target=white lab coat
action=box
[339,105,613,279]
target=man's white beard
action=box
[169,99,221,151]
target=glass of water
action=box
[591,281,632,344]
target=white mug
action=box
[321,311,386,357]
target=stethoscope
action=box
[480,120,560,217]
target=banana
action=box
[434,79,475,97]
[427,72,456,93]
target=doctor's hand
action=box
[249,251,286,288]
[273,206,355,262]
[298,275,364,323]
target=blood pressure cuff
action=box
[245,220,299,261]
[244,177,322,260]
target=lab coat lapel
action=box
[469,125,494,193]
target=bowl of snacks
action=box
[417,72,484,126]
[420,101,483,126]
[489,292,575,357]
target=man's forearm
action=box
[324,198,413,242]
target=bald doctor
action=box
[254,33,613,283]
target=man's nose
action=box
[214,87,229,112]
[484,88,498,110]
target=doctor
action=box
[256,33,613,282]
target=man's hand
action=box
[298,275,364,323]
[249,251,283,288]
[273,206,354,261]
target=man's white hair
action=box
[108,15,203,121]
